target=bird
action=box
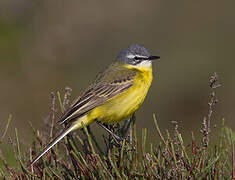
[29,44,160,166]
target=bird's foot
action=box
[96,121,124,146]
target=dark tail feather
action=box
[28,124,77,167]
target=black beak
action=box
[148,56,160,60]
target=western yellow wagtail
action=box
[29,44,160,166]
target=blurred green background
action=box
[0,0,234,145]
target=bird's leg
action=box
[96,121,122,144]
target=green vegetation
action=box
[0,73,234,179]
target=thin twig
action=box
[1,114,12,140]
[50,92,56,138]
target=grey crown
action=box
[117,44,151,65]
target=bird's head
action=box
[117,44,160,68]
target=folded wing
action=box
[59,62,136,125]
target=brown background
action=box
[0,0,234,144]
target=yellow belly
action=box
[87,66,153,124]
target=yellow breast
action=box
[89,65,153,124]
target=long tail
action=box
[28,123,77,167]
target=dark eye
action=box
[133,56,141,64]
[134,56,141,61]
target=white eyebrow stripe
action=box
[126,54,135,58]
[126,54,148,59]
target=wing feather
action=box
[59,63,136,125]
